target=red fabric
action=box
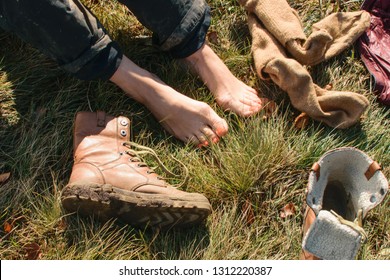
[358,0,390,105]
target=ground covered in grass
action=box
[0,0,388,260]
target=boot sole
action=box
[61,183,212,229]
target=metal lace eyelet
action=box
[146,170,151,174]
[120,130,127,137]
[120,119,128,126]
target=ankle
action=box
[110,56,154,104]
[183,43,210,68]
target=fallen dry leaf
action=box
[0,172,11,184]
[280,202,296,219]
[24,242,42,260]
[242,198,255,226]
[207,31,219,45]
[2,215,27,238]
[294,112,310,129]
[3,221,12,233]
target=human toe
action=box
[200,126,220,144]
[212,118,228,138]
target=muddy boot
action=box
[61,111,212,228]
[301,147,388,259]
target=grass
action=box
[0,0,389,260]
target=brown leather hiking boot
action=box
[61,111,212,228]
[300,147,388,259]
[300,207,320,260]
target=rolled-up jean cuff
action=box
[169,8,210,58]
[158,1,210,58]
[61,35,123,80]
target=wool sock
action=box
[240,0,370,65]
[239,0,306,47]
[248,14,369,128]
[287,11,371,65]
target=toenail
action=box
[216,129,226,137]
[197,142,209,148]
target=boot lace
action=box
[122,141,189,189]
[330,209,368,243]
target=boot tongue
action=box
[302,210,363,259]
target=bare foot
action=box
[184,43,271,117]
[110,55,228,146]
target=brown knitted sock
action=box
[248,14,369,128]
[247,13,287,80]
[264,59,369,128]
[239,0,306,47]
[286,11,371,66]
[240,0,371,66]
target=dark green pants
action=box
[0,0,210,80]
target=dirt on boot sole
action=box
[61,183,212,229]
